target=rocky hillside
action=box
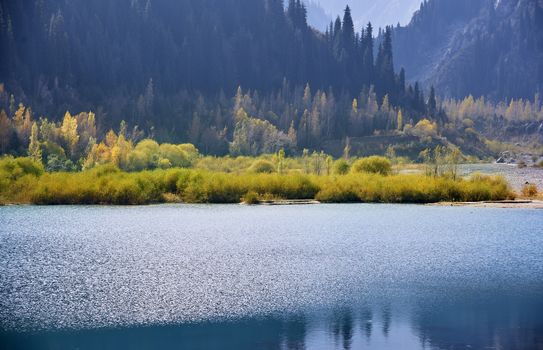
[393,0,543,100]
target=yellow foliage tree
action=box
[28,122,42,162]
[411,119,438,138]
[397,109,403,131]
[61,111,79,157]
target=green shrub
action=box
[333,159,350,175]
[159,144,190,168]
[351,156,392,176]
[0,156,44,180]
[46,154,77,172]
[158,158,172,169]
[249,159,276,174]
[242,191,260,204]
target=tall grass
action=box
[0,157,514,205]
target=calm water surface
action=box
[1,204,542,349]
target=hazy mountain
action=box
[305,2,331,30]
[310,0,422,30]
[393,0,543,100]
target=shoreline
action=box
[3,200,542,209]
[431,200,543,209]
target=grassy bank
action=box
[0,157,513,205]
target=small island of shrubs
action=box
[0,147,514,205]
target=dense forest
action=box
[0,0,414,120]
[0,0,542,166]
[0,0,434,156]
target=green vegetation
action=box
[333,159,351,175]
[351,156,392,176]
[315,173,511,204]
[0,155,514,206]
[0,105,518,206]
[249,159,276,174]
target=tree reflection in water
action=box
[2,297,543,350]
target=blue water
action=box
[1,204,542,349]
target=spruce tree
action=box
[341,6,355,52]
[362,23,374,86]
[428,86,437,118]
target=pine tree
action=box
[341,6,355,52]
[362,22,374,85]
[376,26,395,101]
[398,68,406,94]
[428,86,437,118]
[333,16,342,57]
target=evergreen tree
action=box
[428,86,437,118]
[361,22,374,86]
[333,16,342,58]
[341,6,355,53]
[376,26,396,102]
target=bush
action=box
[351,156,392,176]
[0,156,44,180]
[333,159,350,175]
[46,154,77,172]
[178,144,200,161]
[249,159,276,174]
[159,144,190,168]
[242,191,260,204]
[521,183,538,198]
[158,158,172,169]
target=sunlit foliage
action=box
[0,156,513,205]
[351,156,392,175]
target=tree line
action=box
[1,0,430,134]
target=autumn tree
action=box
[60,112,79,159]
[28,122,42,162]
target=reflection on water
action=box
[1,204,543,349]
[3,298,543,350]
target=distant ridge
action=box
[393,0,543,100]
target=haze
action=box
[310,0,422,29]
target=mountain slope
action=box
[306,1,332,30]
[393,0,543,100]
[314,0,421,29]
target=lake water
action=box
[1,204,542,349]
